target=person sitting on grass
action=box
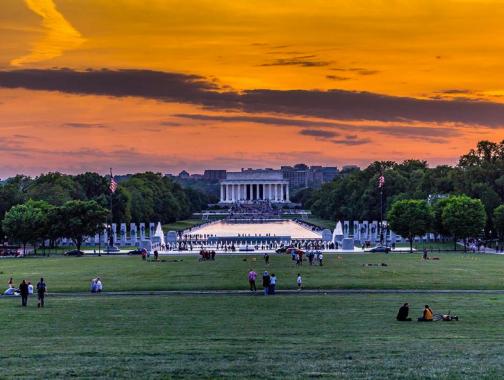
[3,286,18,296]
[418,305,433,322]
[396,303,412,321]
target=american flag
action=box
[109,176,118,193]
[378,175,385,188]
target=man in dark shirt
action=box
[396,303,412,321]
[37,277,47,308]
[19,280,29,307]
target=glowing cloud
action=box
[10,0,85,66]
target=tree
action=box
[431,197,451,240]
[2,200,50,253]
[493,205,504,245]
[58,200,108,252]
[387,199,432,252]
[442,195,486,251]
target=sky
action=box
[2,0,504,177]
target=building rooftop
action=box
[225,171,284,181]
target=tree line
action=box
[0,171,211,244]
[296,140,504,243]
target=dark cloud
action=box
[356,69,379,76]
[0,68,239,107]
[436,89,472,94]
[326,75,350,81]
[298,129,339,138]
[173,113,338,128]
[174,113,459,141]
[3,68,504,127]
[332,136,371,146]
[260,55,331,67]
[159,121,183,127]
[63,122,106,129]
[330,67,379,76]
[12,134,32,139]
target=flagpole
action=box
[109,168,114,249]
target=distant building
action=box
[203,169,227,182]
[220,171,289,203]
[341,165,360,175]
[178,170,190,178]
[281,166,308,188]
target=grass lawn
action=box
[2,252,504,292]
[1,293,503,378]
[303,217,335,230]
[162,218,204,231]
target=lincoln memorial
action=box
[219,171,290,203]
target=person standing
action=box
[37,278,47,308]
[269,273,277,295]
[262,271,270,296]
[319,253,324,266]
[27,281,34,295]
[248,269,257,292]
[297,273,302,291]
[19,280,29,307]
[263,252,269,265]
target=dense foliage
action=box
[0,172,211,242]
[305,140,504,239]
[387,199,432,252]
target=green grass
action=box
[162,218,204,231]
[396,241,460,250]
[1,293,504,378]
[2,252,504,292]
[303,217,335,230]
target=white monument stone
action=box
[219,171,290,204]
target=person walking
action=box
[297,273,302,291]
[36,277,47,308]
[269,273,277,295]
[248,269,257,292]
[19,280,29,307]
[264,252,269,265]
[319,253,324,266]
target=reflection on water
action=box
[187,220,322,240]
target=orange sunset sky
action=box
[2,0,504,177]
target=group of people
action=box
[199,249,216,261]
[289,250,324,266]
[90,277,103,293]
[247,270,303,294]
[396,303,459,322]
[3,277,47,307]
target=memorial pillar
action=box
[220,185,224,202]
[228,184,232,202]
[286,185,290,202]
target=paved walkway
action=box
[3,288,504,298]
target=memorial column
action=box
[220,184,224,202]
